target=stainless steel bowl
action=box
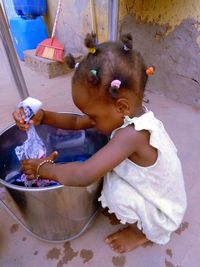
[0,118,108,242]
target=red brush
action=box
[35,0,64,62]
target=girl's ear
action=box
[115,98,131,116]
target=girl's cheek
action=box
[89,117,97,125]
[90,120,96,126]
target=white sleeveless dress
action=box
[99,109,187,244]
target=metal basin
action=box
[0,119,108,242]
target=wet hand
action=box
[21,151,58,180]
[21,158,41,180]
[12,108,45,131]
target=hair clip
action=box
[90,69,97,76]
[88,47,96,54]
[123,44,129,51]
[75,62,79,69]
[146,66,155,76]
[111,79,121,88]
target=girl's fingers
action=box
[18,123,29,131]
[14,108,25,122]
[21,159,30,165]
[21,159,40,175]
[21,162,35,172]
[22,158,38,164]
[49,151,58,161]
[26,170,36,176]
[29,174,35,180]
[22,168,31,175]
[13,108,30,131]
[26,174,35,180]
[19,107,25,117]
[13,108,44,131]
[23,169,37,180]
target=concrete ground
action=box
[0,46,200,267]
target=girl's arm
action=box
[22,126,152,186]
[42,110,93,130]
[13,108,94,131]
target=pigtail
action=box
[109,79,121,98]
[65,53,76,69]
[109,86,119,98]
[88,69,100,85]
[84,32,97,54]
[120,33,133,51]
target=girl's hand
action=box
[21,151,58,180]
[12,108,45,131]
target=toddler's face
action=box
[72,86,123,134]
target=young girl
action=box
[13,33,187,253]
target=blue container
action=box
[13,0,47,16]
[10,16,48,60]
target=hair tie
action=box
[123,44,129,51]
[88,47,96,54]
[75,62,79,69]
[111,79,121,88]
[146,66,155,76]
[90,69,97,76]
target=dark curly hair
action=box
[65,33,149,100]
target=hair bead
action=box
[146,66,155,76]
[123,45,129,51]
[90,69,97,76]
[109,79,121,98]
[75,62,80,69]
[111,79,121,88]
[88,47,96,54]
[89,68,99,85]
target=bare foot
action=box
[105,224,149,253]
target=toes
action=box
[105,232,118,244]
[112,244,125,254]
[111,242,120,250]
[105,236,126,253]
[105,236,116,244]
[116,248,125,254]
[105,238,110,244]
